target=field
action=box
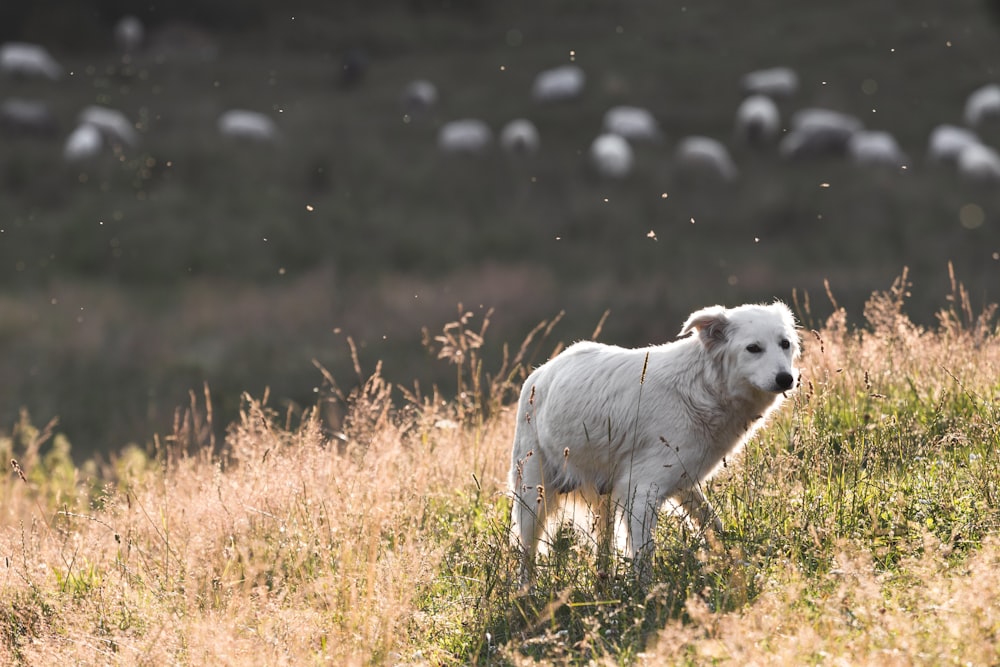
[1,274,999,665]
[2,0,1000,455]
[2,2,1000,662]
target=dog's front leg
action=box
[621,483,664,581]
[675,485,724,534]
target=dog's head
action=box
[680,301,800,394]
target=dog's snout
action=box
[775,372,794,390]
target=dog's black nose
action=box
[775,372,794,390]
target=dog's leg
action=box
[675,485,724,534]
[588,491,617,554]
[621,483,663,581]
[510,450,548,585]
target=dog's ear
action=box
[679,306,729,351]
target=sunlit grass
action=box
[0,272,997,664]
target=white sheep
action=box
[0,98,58,136]
[400,79,438,116]
[957,142,1000,182]
[437,119,493,154]
[115,16,144,55]
[791,108,863,134]
[63,124,103,161]
[964,84,1000,127]
[734,94,780,146]
[0,42,62,80]
[499,118,540,155]
[927,124,980,163]
[114,15,144,55]
[78,105,139,147]
[589,133,633,178]
[531,64,585,103]
[740,66,798,98]
[674,136,738,181]
[779,108,862,159]
[217,109,279,143]
[847,130,907,167]
[602,105,661,142]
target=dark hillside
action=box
[1,0,999,454]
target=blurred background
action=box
[1,0,999,458]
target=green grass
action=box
[410,284,1000,664]
[1,278,998,664]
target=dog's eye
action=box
[746,343,763,353]
[780,339,791,350]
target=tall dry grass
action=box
[0,269,998,665]
[0,381,506,664]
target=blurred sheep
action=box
[740,66,798,98]
[602,105,661,142]
[531,64,585,103]
[499,118,540,155]
[62,105,137,161]
[217,110,279,143]
[927,124,980,163]
[437,119,493,154]
[114,15,145,55]
[674,136,738,182]
[964,83,1000,126]
[400,79,438,117]
[734,94,780,146]
[847,130,907,168]
[78,105,139,147]
[957,142,1000,182]
[63,125,103,161]
[0,42,62,80]
[779,108,862,159]
[0,98,58,137]
[589,133,633,178]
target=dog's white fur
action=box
[509,302,800,581]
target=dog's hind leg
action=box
[675,485,724,534]
[510,446,549,584]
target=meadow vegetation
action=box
[1,271,998,665]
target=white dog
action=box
[509,302,800,581]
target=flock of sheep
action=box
[433,61,1000,184]
[3,17,1000,187]
[0,17,281,160]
